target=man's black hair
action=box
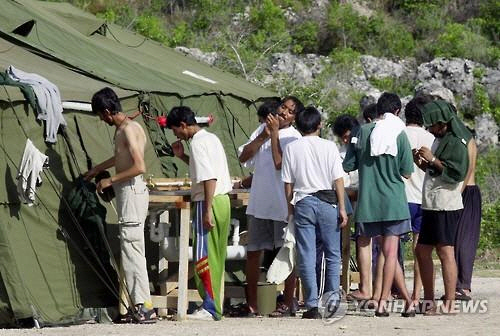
[295,106,321,134]
[362,103,378,123]
[91,87,122,115]
[282,96,305,114]
[166,106,197,128]
[376,92,401,116]
[404,95,434,126]
[257,98,281,120]
[332,114,360,137]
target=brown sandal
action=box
[269,304,296,317]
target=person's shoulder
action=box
[288,126,302,138]
[128,119,143,129]
[284,135,304,151]
[125,120,145,135]
[446,132,468,147]
[360,122,375,134]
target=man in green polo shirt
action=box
[343,92,415,317]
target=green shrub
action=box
[249,0,290,50]
[387,0,446,13]
[479,201,500,250]
[291,21,319,54]
[368,77,414,97]
[478,0,500,43]
[327,4,414,58]
[375,20,415,57]
[134,14,168,43]
[470,84,500,124]
[412,4,447,39]
[166,22,193,47]
[94,4,134,27]
[429,23,498,65]
[476,147,500,250]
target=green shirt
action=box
[343,123,414,223]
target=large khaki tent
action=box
[0,0,275,327]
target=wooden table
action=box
[147,183,249,321]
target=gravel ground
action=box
[1,275,499,336]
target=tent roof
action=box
[0,0,275,101]
[0,37,136,103]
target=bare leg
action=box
[245,250,262,313]
[351,235,372,299]
[411,233,422,305]
[437,244,457,313]
[376,235,399,314]
[372,237,385,301]
[416,243,435,312]
[393,259,414,312]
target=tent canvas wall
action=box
[0,0,277,326]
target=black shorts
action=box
[418,209,462,246]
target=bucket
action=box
[257,282,277,316]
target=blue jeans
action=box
[295,196,341,309]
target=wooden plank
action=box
[151,289,203,310]
[151,295,178,309]
[167,289,202,301]
[230,199,247,207]
[350,271,360,284]
[149,194,186,204]
[158,230,170,317]
[176,205,190,321]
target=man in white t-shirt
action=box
[282,106,347,319]
[167,106,232,321]
[239,96,303,317]
[403,96,435,307]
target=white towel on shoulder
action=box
[16,139,49,206]
[370,113,405,157]
[267,215,295,284]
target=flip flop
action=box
[455,289,471,301]
[424,307,441,316]
[346,292,371,301]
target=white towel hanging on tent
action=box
[7,65,66,143]
[16,139,49,206]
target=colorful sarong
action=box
[192,194,230,320]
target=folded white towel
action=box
[16,139,49,206]
[370,113,405,157]
[267,215,295,284]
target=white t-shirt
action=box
[403,126,435,204]
[241,125,302,221]
[339,144,358,190]
[189,129,232,202]
[282,136,345,204]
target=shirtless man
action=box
[85,87,156,323]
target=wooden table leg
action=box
[341,223,351,293]
[176,203,190,321]
[158,210,170,317]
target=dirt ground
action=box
[1,273,499,336]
